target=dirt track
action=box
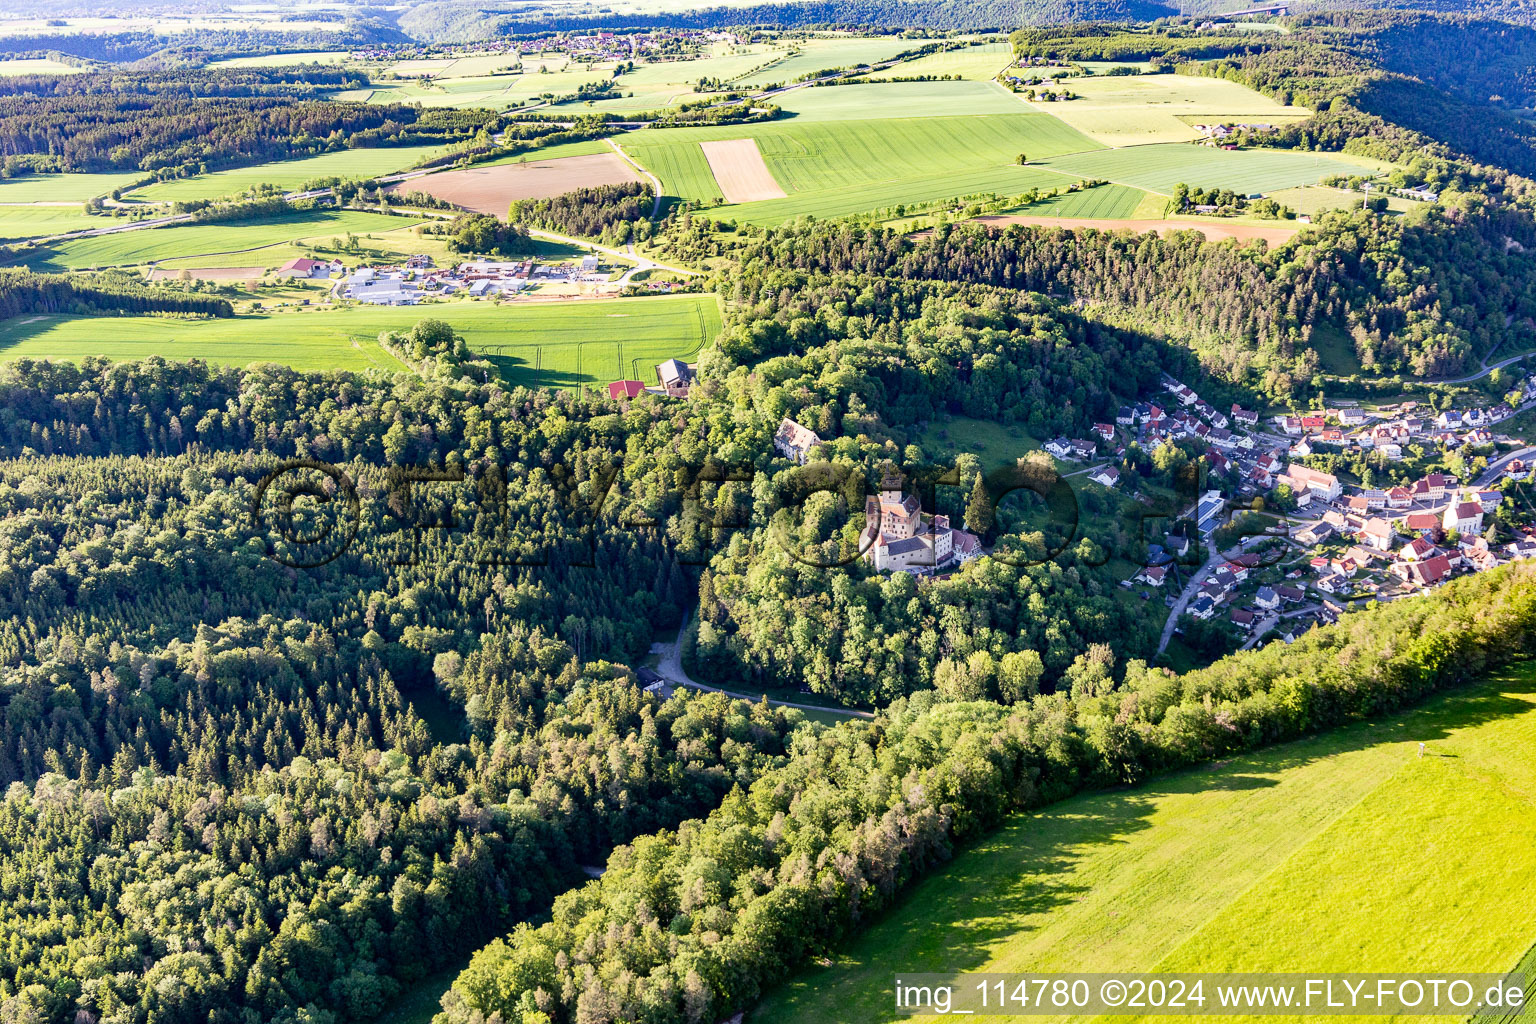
[147,266,264,282]
[391,154,643,216]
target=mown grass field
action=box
[0,172,148,204]
[479,138,617,166]
[1037,74,1312,147]
[1007,182,1151,219]
[125,145,454,204]
[1036,144,1375,196]
[364,67,618,110]
[0,313,407,372]
[772,80,1029,120]
[211,50,350,68]
[750,661,1536,1024]
[625,111,1098,217]
[0,206,114,242]
[0,295,722,389]
[864,40,1013,81]
[14,210,428,271]
[0,58,86,75]
[727,165,1072,225]
[736,36,924,87]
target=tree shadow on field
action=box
[479,350,597,391]
[748,663,1536,1023]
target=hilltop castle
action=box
[862,475,981,574]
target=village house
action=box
[1231,404,1260,427]
[1475,490,1504,514]
[1359,517,1396,551]
[656,359,695,397]
[1401,512,1441,536]
[1136,565,1168,587]
[1460,538,1501,572]
[1398,537,1437,562]
[1393,553,1451,588]
[773,417,822,464]
[862,476,981,574]
[1337,408,1369,426]
[1413,473,1454,501]
[1275,583,1306,604]
[1277,464,1342,501]
[1255,586,1280,611]
[1044,437,1097,461]
[1295,522,1333,546]
[607,380,645,401]
[1089,465,1121,488]
[276,257,342,280]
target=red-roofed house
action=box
[1393,553,1451,588]
[608,380,645,401]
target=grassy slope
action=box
[771,80,1031,121]
[750,661,1536,1024]
[864,41,1013,82]
[1037,144,1377,197]
[0,173,148,204]
[736,37,923,88]
[126,145,454,204]
[625,111,1099,221]
[1038,74,1312,148]
[1005,183,1151,219]
[0,295,723,389]
[0,206,113,242]
[15,210,428,271]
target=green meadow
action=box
[736,37,922,87]
[14,210,428,271]
[0,206,115,242]
[210,50,351,68]
[1007,182,1151,218]
[0,58,87,75]
[770,80,1030,120]
[0,295,722,390]
[624,109,1099,215]
[1036,144,1377,196]
[750,662,1536,1024]
[863,40,1014,81]
[0,172,148,204]
[125,145,454,204]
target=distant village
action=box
[354,29,747,68]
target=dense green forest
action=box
[7,7,1536,1023]
[668,204,1536,388]
[441,563,1536,1024]
[0,68,494,176]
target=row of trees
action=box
[0,269,233,320]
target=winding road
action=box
[1156,535,1221,657]
[654,616,874,719]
